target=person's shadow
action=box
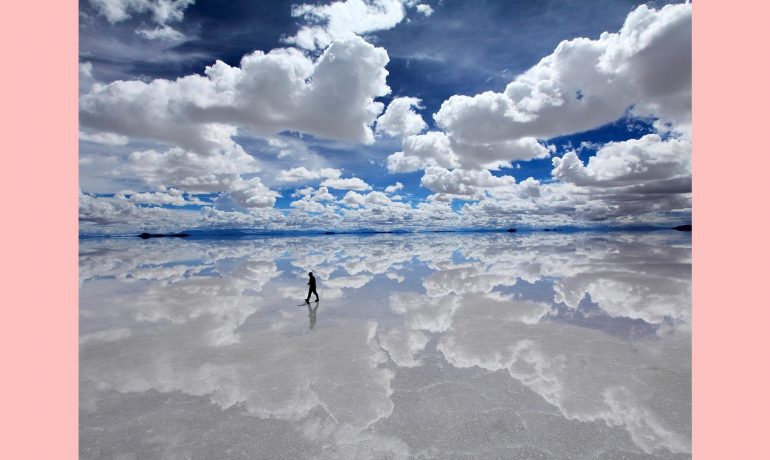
[308,301,319,330]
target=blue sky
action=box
[79,0,692,234]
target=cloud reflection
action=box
[81,231,691,458]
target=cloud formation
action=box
[80,36,390,150]
[87,0,194,41]
[278,167,343,183]
[286,0,407,51]
[321,177,372,191]
[88,0,195,25]
[79,2,692,233]
[375,97,427,138]
[552,134,691,189]
[434,3,691,147]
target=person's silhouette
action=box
[308,301,319,329]
[305,272,319,303]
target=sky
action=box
[78,0,692,234]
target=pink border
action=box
[693,1,770,458]
[5,0,770,458]
[3,0,78,457]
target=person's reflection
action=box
[308,301,319,329]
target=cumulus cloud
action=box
[415,4,433,17]
[88,0,195,24]
[384,182,403,193]
[552,134,691,189]
[79,36,389,220]
[375,97,427,138]
[434,3,691,147]
[80,36,391,151]
[461,174,690,227]
[321,177,372,191]
[115,188,204,206]
[386,131,550,172]
[286,0,407,51]
[341,191,367,208]
[79,190,205,234]
[517,177,541,198]
[339,190,406,212]
[128,143,260,193]
[277,167,342,183]
[290,186,338,212]
[88,0,193,40]
[421,167,516,200]
[386,131,459,172]
[229,177,281,208]
[375,3,691,227]
[79,2,691,232]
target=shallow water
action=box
[80,231,692,459]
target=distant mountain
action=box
[672,225,692,232]
[138,232,191,239]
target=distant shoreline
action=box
[79,225,692,240]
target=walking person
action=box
[305,272,319,303]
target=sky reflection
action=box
[80,232,691,459]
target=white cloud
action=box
[79,130,129,146]
[277,167,342,182]
[415,4,433,17]
[421,167,516,200]
[78,3,692,232]
[312,186,336,202]
[88,0,195,25]
[455,132,692,222]
[128,142,259,193]
[290,198,326,213]
[80,61,93,79]
[451,136,552,169]
[80,62,96,95]
[80,36,391,151]
[552,134,691,189]
[384,182,403,193]
[135,24,185,41]
[375,97,427,138]
[290,186,338,212]
[116,188,204,206]
[292,187,314,198]
[286,0,407,51]
[340,190,399,209]
[433,4,691,150]
[387,131,550,172]
[516,177,541,198]
[321,177,372,191]
[341,191,367,208]
[79,190,205,233]
[229,177,281,208]
[386,131,459,172]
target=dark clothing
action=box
[306,275,319,301]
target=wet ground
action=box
[80,231,691,459]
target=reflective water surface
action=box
[80,232,691,459]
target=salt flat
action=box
[79,231,691,459]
